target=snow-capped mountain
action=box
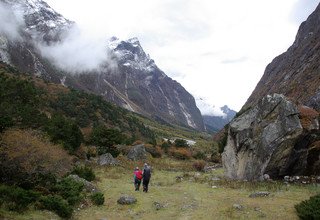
[70,37,205,130]
[203,105,236,133]
[0,0,205,130]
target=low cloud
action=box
[38,26,116,73]
[0,2,24,40]
[196,97,226,117]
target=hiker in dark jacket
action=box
[133,167,143,191]
[142,163,151,192]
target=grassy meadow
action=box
[2,157,319,220]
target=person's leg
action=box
[137,180,141,191]
[143,180,146,192]
[134,179,139,191]
[144,180,149,192]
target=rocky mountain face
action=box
[203,105,236,133]
[0,0,204,130]
[222,4,320,180]
[244,3,320,111]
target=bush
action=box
[295,194,320,219]
[0,73,47,132]
[89,125,125,157]
[211,144,221,163]
[174,139,188,148]
[39,195,72,219]
[169,147,192,160]
[52,177,84,206]
[145,145,163,158]
[0,185,40,212]
[193,160,206,172]
[46,114,83,153]
[72,166,95,182]
[192,150,206,160]
[90,192,104,206]
[218,132,228,154]
[161,141,171,153]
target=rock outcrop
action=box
[127,144,150,161]
[222,94,320,180]
[97,153,119,166]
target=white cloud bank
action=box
[0,2,24,40]
[38,26,115,73]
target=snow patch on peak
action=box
[127,37,140,46]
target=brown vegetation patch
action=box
[0,129,74,177]
[298,105,319,130]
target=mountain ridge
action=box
[0,0,205,130]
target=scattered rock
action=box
[283,175,320,184]
[211,177,221,181]
[176,176,184,182]
[153,202,165,210]
[211,186,218,189]
[117,195,137,205]
[263,174,270,181]
[97,153,119,166]
[181,203,197,211]
[233,204,244,211]
[127,144,150,161]
[254,207,261,212]
[204,164,222,172]
[68,175,100,193]
[249,191,270,198]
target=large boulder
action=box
[222,94,320,180]
[68,175,100,193]
[127,144,150,161]
[117,195,137,205]
[97,153,119,166]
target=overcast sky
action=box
[45,0,319,114]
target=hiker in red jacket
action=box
[133,167,143,191]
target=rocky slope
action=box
[244,3,320,111]
[0,0,204,130]
[222,3,320,180]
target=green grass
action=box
[72,159,319,220]
[2,158,319,220]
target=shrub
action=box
[295,194,320,219]
[0,185,40,212]
[46,114,83,153]
[89,125,125,157]
[39,195,72,219]
[192,150,206,160]
[72,166,95,182]
[218,132,228,154]
[174,139,188,148]
[90,192,104,206]
[0,73,47,132]
[145,145,163,158]
[161,141,171,153]
[211,144,221,163]
[52,177,84,206]
[169,147,192,160]
[193,160,206,172]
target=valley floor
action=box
[2,158,320,220]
